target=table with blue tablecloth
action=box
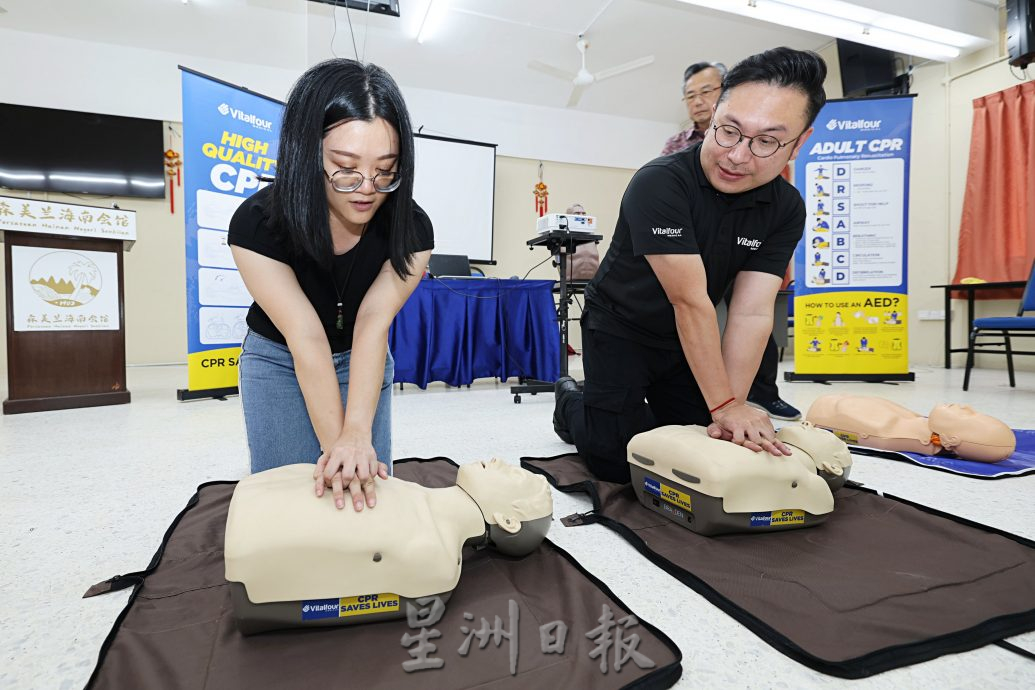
[390,278,560,388]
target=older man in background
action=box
[660,61,726,155]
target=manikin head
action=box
[456,459,553,556]
[928,403,1016,462]
[776,422,853,491]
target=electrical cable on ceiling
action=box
[362,0,372,62]
[1009,63,1030,80]
[330,0,340,57]
[344,2,360,61]
[329,1,372,62]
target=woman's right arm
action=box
[231,246,348,465]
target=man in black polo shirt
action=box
[553,47,826,483]
[663,59,803,423]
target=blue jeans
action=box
[238,330,394,474]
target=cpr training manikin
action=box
[229,411,961,632]
[627,422,853,536]
[224,459,552,634]
[806,395,1016,462]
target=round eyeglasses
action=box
[324,168,402,193]
[711,123,803,159]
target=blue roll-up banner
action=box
[178,68,283,397]
[788,95,915,382]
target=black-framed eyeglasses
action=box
[711,123,804,158]
[324,168,402,193]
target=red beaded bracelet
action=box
[709,397,736,415]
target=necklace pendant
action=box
[336,303,344,331]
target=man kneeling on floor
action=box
[553,47,826,483]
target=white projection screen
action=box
[412,133,496,263]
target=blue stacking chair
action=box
[963,259,1035,391]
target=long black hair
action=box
[718,47,827,129]
[271,59,419,279]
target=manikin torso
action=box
[224,460,552,605]
[806,395,1016,462]
[628,423,853,516]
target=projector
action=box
[536,213,597,234]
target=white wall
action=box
[403,86,674,170]
[0,28,302,124]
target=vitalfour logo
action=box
[651,227,683,237]
[825,118,882,132]
[303,603,338,613]
[217,102,273,131]
[301,599,341,620]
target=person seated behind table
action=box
[557,203,601,281]
[229,59,434,512]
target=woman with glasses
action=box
[229,59,433,513]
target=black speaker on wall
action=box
[1007,0,1035,68]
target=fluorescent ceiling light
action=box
[415,0,451,44]
[778,0,979,48]
[0,170,46,181]
[675,0,985,61]
[130,179,167,188]
[50,173,128,185]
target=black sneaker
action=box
[746,396,802,421]
[553,376,579,444]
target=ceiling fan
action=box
[528,35,655,108]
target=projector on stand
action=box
[536,213,597,234]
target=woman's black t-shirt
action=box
[227,185,434,353]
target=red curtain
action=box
[952,81,1035,299]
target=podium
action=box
[2,196,136,414]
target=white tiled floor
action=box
[2,360,1034,689]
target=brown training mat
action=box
[84,458,682,690]
[521,453,1035,679]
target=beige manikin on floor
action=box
[2,358,1034,689]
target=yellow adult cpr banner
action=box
[788,95,914,382]
[793,292,908,375]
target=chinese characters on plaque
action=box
[11,246,120,332]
